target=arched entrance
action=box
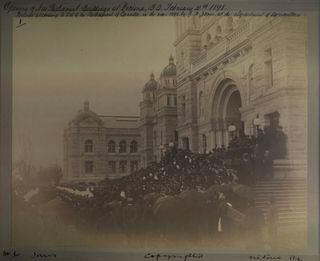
[211,78,243,147]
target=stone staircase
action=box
[273,159,307,179]
[253,178,307,226]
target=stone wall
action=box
[174,16,308,177]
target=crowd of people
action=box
[57,126,287,218]
[58,125,286,205]
[224,126,287,184]
[54,127,286,248]
[90,148,238,207]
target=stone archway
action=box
[211,78,243,147]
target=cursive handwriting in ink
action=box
[249,255,281,260]
[2,249,21,258]
[144,253,204,261]
[31,251,57,259]
[289,256,302,261]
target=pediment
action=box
[73,111,103,127]
[79,116,100,126]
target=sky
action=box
[13,17,175,168]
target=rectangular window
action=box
[85,161,93,174]
[108,161,116,173]
[264,48,273,89]
[130,161,138,172]
[119,160,127,173]
[182,95,186,115]
[167,95,170,106]
[265,60,273,88]
[85,140,93,153]
[174,96,177,106]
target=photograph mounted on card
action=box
[0,0,319,261]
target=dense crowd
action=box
[56,149,239,211]
[93,148,237,203]
[58,126,287,213]
[52,128,287,248]
[11,127,287,248]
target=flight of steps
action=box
[253,178,307,226]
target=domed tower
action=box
[154,56,178,160]
[160,55,177,88]
[142,73,158,101]
[139,73,158,167]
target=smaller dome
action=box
[144,73,158,91]
[161,55,176,77]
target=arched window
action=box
[119,140,127,153]
[130,140,138,153]
[85,140,93,153]
[108,140,116,153]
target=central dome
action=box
[144,73,158,91]
[161,55,176,77]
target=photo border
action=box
[0,0,319,260]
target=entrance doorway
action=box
[225,90,242,138]
[264,111,280,131]
[182,137,190,150]
[211,78,243,148]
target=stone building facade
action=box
[173,16,307,177]
[62,101,140,183]
[63,16,308,182]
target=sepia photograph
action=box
[11,14,309,251]
[0,1,319,260]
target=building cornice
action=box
[191,39,252,82]
[173,30,201,47]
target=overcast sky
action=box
[13,17,175,168]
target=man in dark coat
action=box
[262,150,273,180]
[236,153,253,185]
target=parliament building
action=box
[63,16,307,183]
